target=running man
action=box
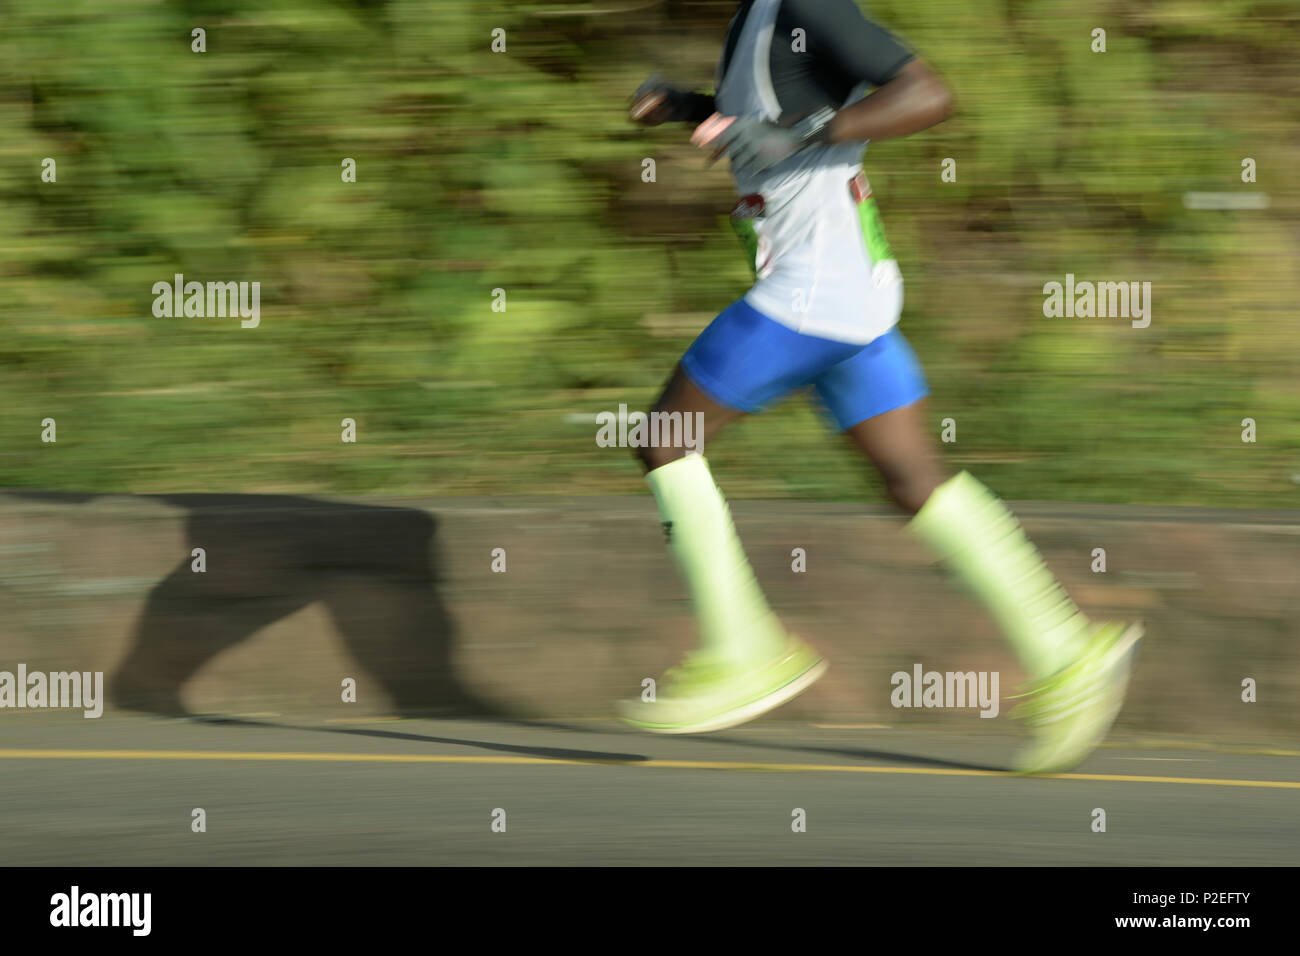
[617,0,1143,774]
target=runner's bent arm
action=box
[780,0,952,142]
[826,59,952,144]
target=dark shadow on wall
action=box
[7,492,497,718]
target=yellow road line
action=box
[0,748,1297,789]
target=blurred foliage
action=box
[0,0,1297,504]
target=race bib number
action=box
[851,172,900,288]
[730,194,775,280]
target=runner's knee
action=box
[636,442,688,473]
[881,466,943,516]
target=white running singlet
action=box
[714,0,903,345]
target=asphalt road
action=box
[1,713,1297,865]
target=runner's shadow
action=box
[192,715,649,763]
[407,715,1008,773]
[177,711,994,771]
[7,491,495,719]
[686,734,1008,773]
[481,717,1006,772]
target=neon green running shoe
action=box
[618,637,827,734]
[1011,621,1144,774]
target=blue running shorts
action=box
[679,298,929,430]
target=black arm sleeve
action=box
[674,91,717,123]
[781,0,915,86]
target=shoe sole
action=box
[1016,620,1145,774]
[1112,620,1144,667]
[625,656,829,735]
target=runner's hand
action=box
[630,75,685,126]
[713,108,836,176]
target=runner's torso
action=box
[715,0,913,344]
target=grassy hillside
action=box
[1,0,1296,505]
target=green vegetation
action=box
[2,0,1296,505]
